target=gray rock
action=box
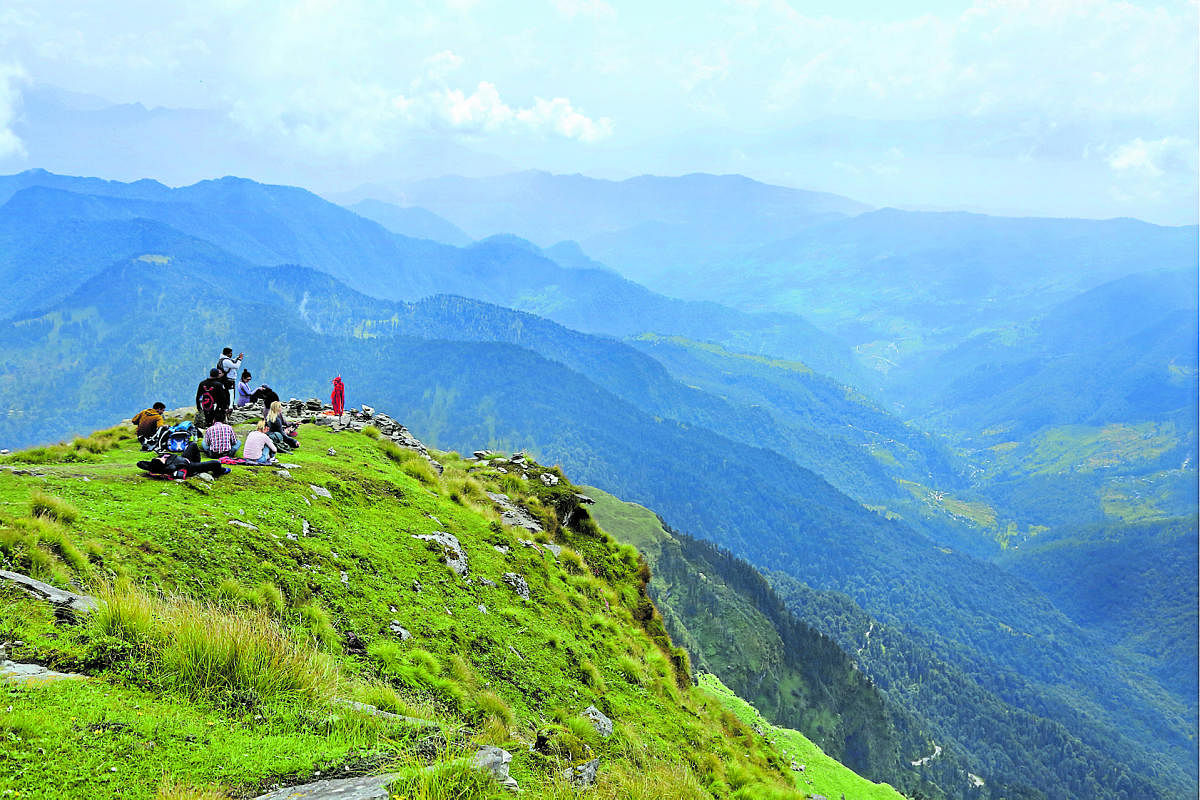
[302,519,312,536]
[286,533,298,541]
[275,469,292,479]
[310,484,333,499]
[340,571,349,585]
[229,520,258,530]
[361,405,374,418]
[501,572,530,600]
[492,544,510,555]
[333,699,436,728]
[561,758,600,788]
[477,604,488,614]
[485,492,544,533]
[327,448,337,456]
[544,543,563,558]
[251,773,401,800]
[473,746,520,793]
[389,622,411,640]
[540,473,560,486]
[574,493,595,505]
[412,532,469,577]
[198,472,214,483]
[1,659,85,685]
[582,705,613,738]
[0,570,97,614]
[479,578,498,588]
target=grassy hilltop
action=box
[0,414,898,799]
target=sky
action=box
[0,0,1196,224]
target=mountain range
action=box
[0,168,1195,800]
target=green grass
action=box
[0,420,822,799]
[698,674,906,800]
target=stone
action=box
[477,604,488,614]
[198,472,214,483]
[310,484,333,499]
[479,578,498,588]
[1,659,85,686]
[472,450,494,460]
[472,746,520,793]
[361,405,374,418]
[250,773,401,800]
[582,706,613,739]
[411,532,469,577]
[544,543,563,558]
[340,571,349,585]
[327,448,337,456]
[492,544,510,555]
[412,580,423,593]
[302,519,312,536]
[574,493,595,505]
[333,699,437,729]
[501,572,530,600]
[486,492,543,533]
[286,533,298,541]
[229,520,258,530]
[389,622,411,640]
[0,570,97,614]
[275,469,292,479]
[561,758,600,788]
[540,473,560,486]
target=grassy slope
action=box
[0,419,830,800]
[699,674,905,800]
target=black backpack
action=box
[198,384,218,411]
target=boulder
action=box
[472,746,520,793]
[501,572,530,600]
[412,532,469,577]
[540,473,560,486]
[561,758,600,788]
[310,484,333,499]
[582,706,613,739]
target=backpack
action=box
[164,422,197,453]
[198,384,218,411]
[216,356,236,389]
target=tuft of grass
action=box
[617,654,645,685]
[361,425,382,439]
[30,490,79,524]
[89,581,337,708]
[297,602,340,652]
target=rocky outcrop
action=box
[227,399,442,474]
[0,569,97,615]
[485,492,543,533]
[501,572,530,600]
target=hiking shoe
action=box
[220,467,232,476]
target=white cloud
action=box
[1106,137,1194,180]
[0,63,27,161]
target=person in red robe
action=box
[331,375,345,415]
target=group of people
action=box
[132,346,315,479]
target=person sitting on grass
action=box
[242,420,278,465]
[136,441,230,479]
[266,400,300,450]
[202,409,240,458]
[132,402,167,448]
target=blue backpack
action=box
[165,422,197,453]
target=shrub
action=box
[30,490,79,524]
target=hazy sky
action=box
[0,0,1196,223]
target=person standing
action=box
[195,369,229,429]
[217,347,244,406]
